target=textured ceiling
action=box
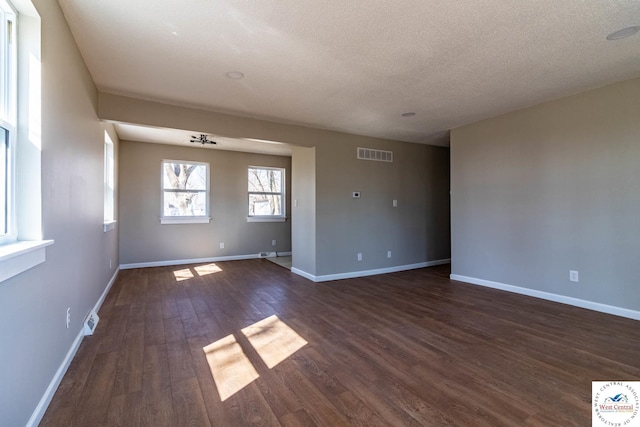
[59,1,640,148]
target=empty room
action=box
[1,1,639,426]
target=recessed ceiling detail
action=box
[606,25,640,40]
[225,71,245,80]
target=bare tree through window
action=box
[162,160,208,218]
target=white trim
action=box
[277,251,292,257]
[160,216,211,224]
[119,253,261,270]
[0,240,53,283]
[26,267,120,427]
[246,216,286,223]
[103,220,116,232]
[450,274,640,321]
[293,258,451,283]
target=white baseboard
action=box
[119,254,260,270]
[277,251,292,257]
[450,274,640,321]
[26,267,120,427]
[293,258,451,283]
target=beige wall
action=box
[315,137,451,276]
[291,146,316,274]
[100,94,452,278]
[119,140,292,264]
[0,1,119,425]
[451,78,640,312]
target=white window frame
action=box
[160,159,210,224]
[103,130,116,232]
[0,0,53,284]
[0,0,17,245]
[247,166,286,223]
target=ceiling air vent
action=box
[357,147,393,162]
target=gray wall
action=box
[315,138,451,276]
[119,140,292,264]
[100,95,452,278]
[0,1,119,425]
[451,78,640,311]
[291,146,317,274]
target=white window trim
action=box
[246,216,286,223]
[0,239,53,283]
[247,166,286,221]
[103,220,116,232]
[160,159,211,224]
[103,130,115,226]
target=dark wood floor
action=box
[41,259,640,426]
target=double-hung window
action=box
[161,159,210,224]
[248,166,285,222]
[0,0,16,244]
[103,131,115,231]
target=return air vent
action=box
[357,147,393,162]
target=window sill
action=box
[0,240,55,283]
[247,217,287,223]
[103,220,117,232]
[160,217,211,225]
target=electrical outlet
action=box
[272,240,277,246]
[220,242,224,249]
[357,253,362,261]
[569,270,579,282]
[387,251,392,258]
[66,308,71,329]
[392,200,398,207]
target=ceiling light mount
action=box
[190,134,217,145]
[606,25,640,40]
[225,71,245,80]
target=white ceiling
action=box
[59,0,640,150]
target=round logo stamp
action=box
[593,381,639,426]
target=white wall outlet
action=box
[569,270,579,282]
[387,251,392,258]
[392,200,398,207]
[357,253,362,261]
[294,199,298,207]
[66,308,71,329]
[272,239,277,246]
[220,242,225,249]
[352,191,361,199]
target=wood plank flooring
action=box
[40,260,640,426]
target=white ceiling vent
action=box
[357,147,393,162]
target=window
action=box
[103,131,115,231]
[248,166,285,222]
[0,0,16,244]
[161,160,210,224]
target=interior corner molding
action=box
[449,274,640,321]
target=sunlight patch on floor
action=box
[173,263,222,281]
[241,314,308,369]
[203,334,259,401]
[194,263,222,276]
[173,268,194,281]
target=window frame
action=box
[160,159,211,224]
[0,0,17,245]
[247,166,286,222]
[103,130,116,231]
